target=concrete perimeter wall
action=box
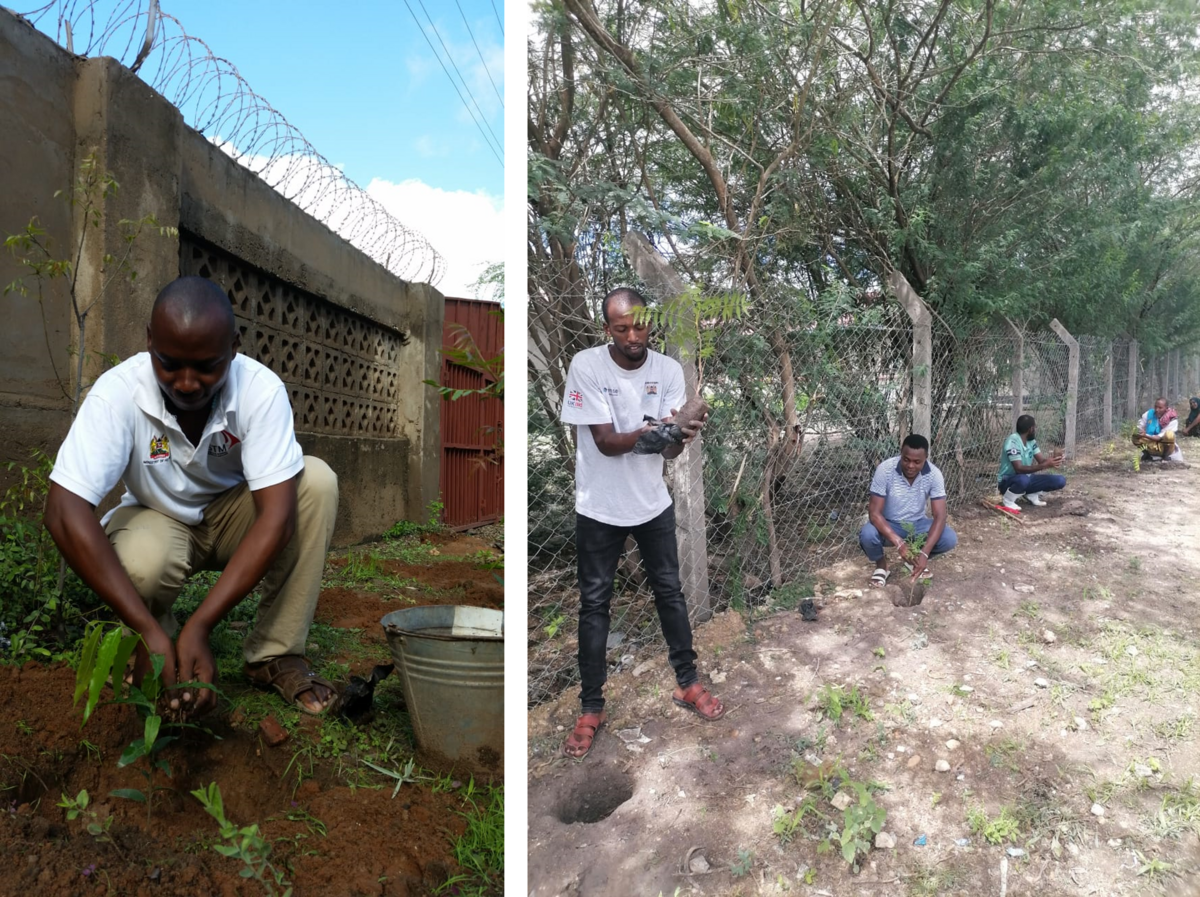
[0,10,442,544]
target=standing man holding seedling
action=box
[44,276,340,717]
[559,287,723,761]
[995,414,1066,515]
[860,434,957,591]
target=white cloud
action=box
[366,177,503,299]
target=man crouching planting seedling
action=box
[74,623,218,823]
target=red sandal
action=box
[672,683,725,720]
[562,712,606,760]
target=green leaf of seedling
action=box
[213,844,239,857]
[109,634,139,700]
[150,735,177,754]
[118,738,147,768]
[84,629,123,725]
[110,788,146,803]
[842,841,856,864]
[143,714,161,751]
[75,625,102,709]
[155,759,171,777]
[239,868,256,878]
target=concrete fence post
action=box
[1128,340,1139,419]
[888,271,933,440]
[622,232,711,623]
[1103,342,1113,436]
[1006,318,1024,431]
[1049,319,1079,459]
[1171,349,1181,400]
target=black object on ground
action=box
[337,662,395,722]
[799,599,818,622]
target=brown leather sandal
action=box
[562,712,606,760]
[672,682,725,720]
[245,656,338,715]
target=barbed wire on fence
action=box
[17,0,445,287]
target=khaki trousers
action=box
[104,456,339,664]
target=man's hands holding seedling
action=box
[131,621,217,718]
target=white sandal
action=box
[869,568,891,588]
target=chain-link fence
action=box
[528,287,1185,706]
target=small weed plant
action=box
[435,780,504,897]
[816,683,873,725]
[58,789,125,859]
[819,782,886,867]
[193,782,292,896]
[729,847,753,877]
[967,803,1022,844]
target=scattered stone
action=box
[905,755,921,769]
[628,657,657,676]
[1042,629,1057,644]
[945,739,961,751]
[1067,843,1080,857]
[874,832,896,850]
[1034,677,1050,688]
[711,670,727,684]
[1061,499,1089,516]
[1010,697,1038,712]
[615,727,651,745]
[1091,803,1106,817]
[957,684,974,693]
[687,852,710,874]
[906,693,922,705]
[1013,583,1035,593]
[1133,763,1154,778]
[929,718,944,728]
[258,715,289,747]
[1125,645,1139,658]
[1006,847,1026,858]
[1107,839,1122,848]
[955,838,971,847]
[989,720,1004,730]
[935,759,951,772]
[831,791,853,811]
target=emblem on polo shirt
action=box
[148,435,170,461]
[208,430,242,456]
[567,390,583,409]
[645,381,659,395]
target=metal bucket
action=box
[381,605,504,772]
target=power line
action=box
[489,0,503,35]
[400,0,502,166]
[455,0,503,108]
[416,0,503,154]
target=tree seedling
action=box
[192,782,293,896]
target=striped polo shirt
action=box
[869,456,947,522]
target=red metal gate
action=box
[439,297,503,529]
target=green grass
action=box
[434,781,504,896]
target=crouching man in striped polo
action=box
[859,434,958,590]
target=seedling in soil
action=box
[192,782,293,897]
[74,623,217,824]
[57,789,125,860]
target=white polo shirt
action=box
[50,353,305,526]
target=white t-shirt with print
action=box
[50,352,305,526]
[561,346,686,527]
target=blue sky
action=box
[29,0,504,296]
[173,0,504,197]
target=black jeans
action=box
[576,505,698,713]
